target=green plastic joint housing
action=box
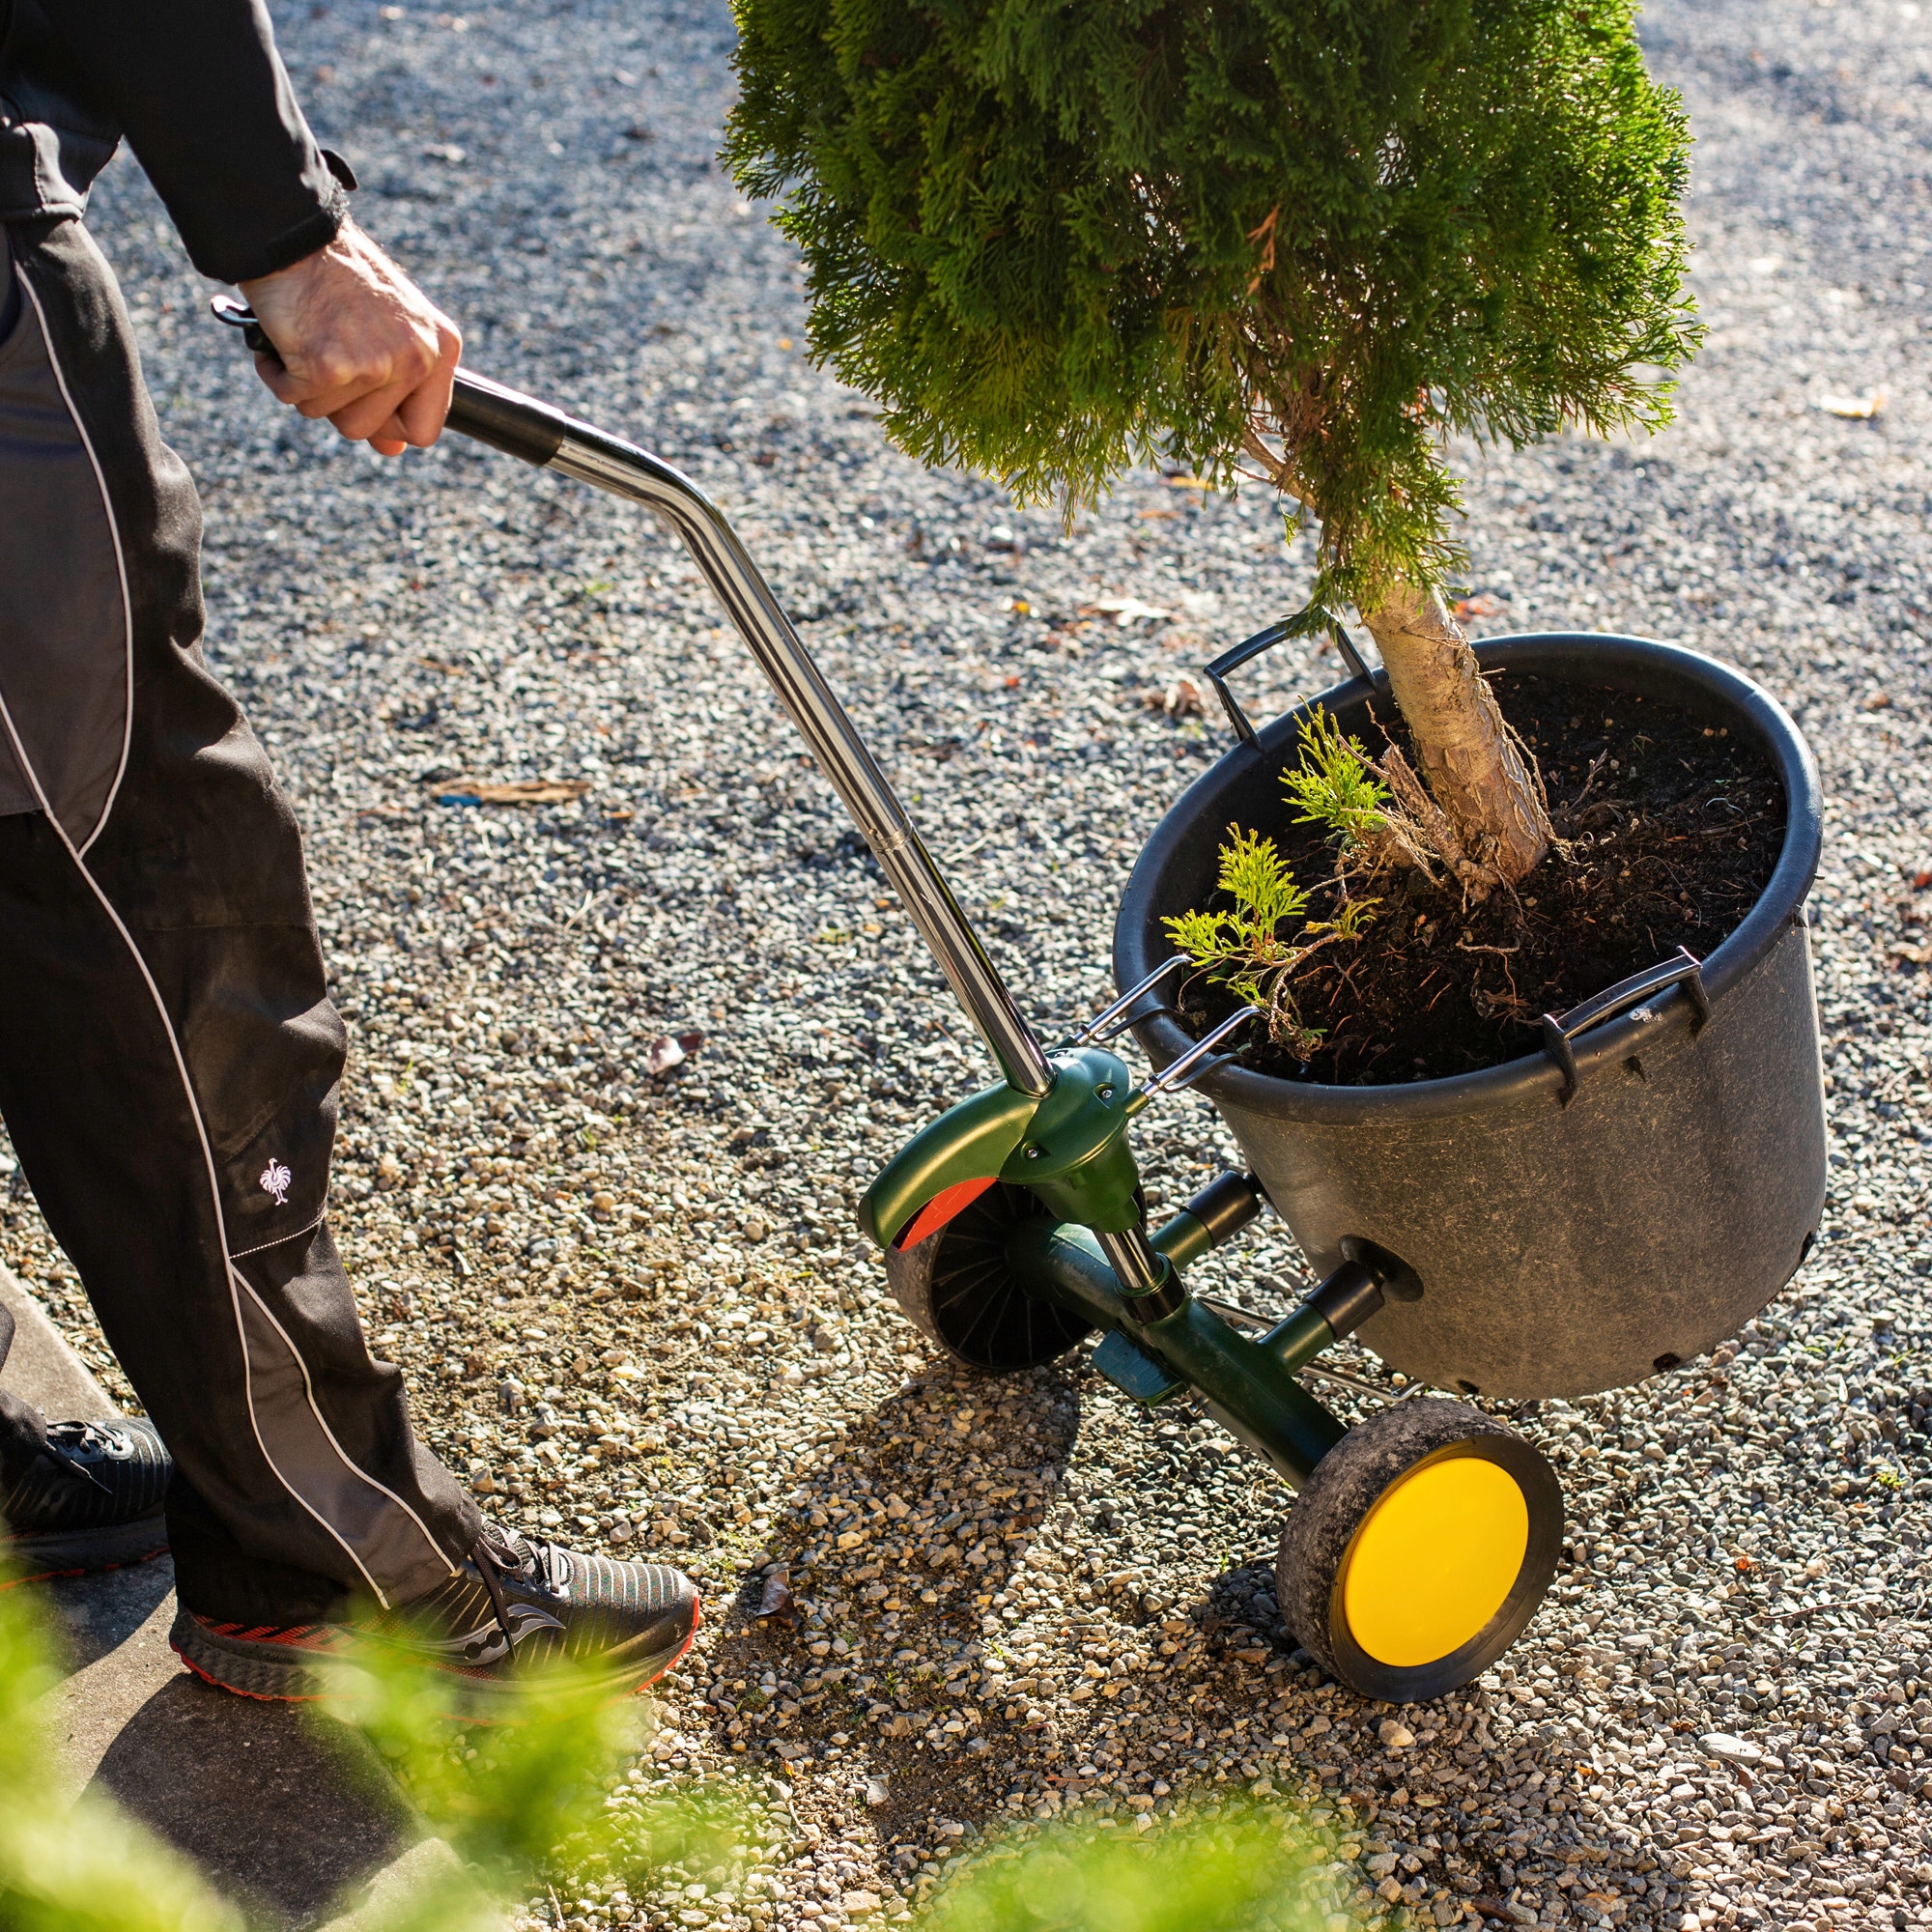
[858,1046,1140,1249]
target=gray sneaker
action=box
[169,1520,700,1716]
[0,1411,171,1585]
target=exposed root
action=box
[1338,709,1506,901]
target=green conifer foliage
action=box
[724,0,1699,623]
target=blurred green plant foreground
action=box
[0,1576,1361,1932]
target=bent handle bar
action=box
[209,295,1052,1095]
[444,369,1055,1098]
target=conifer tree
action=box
[724,0,1700,893]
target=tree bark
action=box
[1361,581,1551,892]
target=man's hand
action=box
[237,221,460,457]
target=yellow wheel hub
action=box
[1341,1452,1529,1668]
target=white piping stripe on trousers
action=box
[8,268,452,1605]
[229,1208,327,1263]
[227,1262,459,1586]
[0,686,386,1605]
[10,260,135,861]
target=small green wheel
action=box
[1277,1397,1563,1702]
[883,1181,1094,1373]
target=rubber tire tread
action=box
[1276,1397,1555,1700]
[883,1181,1091,1373]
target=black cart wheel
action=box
[883,1181,1094,1373]
[1277,1397,1563,1702]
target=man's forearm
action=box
[43,0,345,283]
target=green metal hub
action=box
[860,1045,1359,1493]
[999,1046,1141,1233]
[859,1047,1142,1250]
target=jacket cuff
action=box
[233,176,351,284]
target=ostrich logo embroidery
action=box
[259,1159,293,1206]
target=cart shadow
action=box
[688,1359,1083,1821]
[684,1356,1342,1844]
[680,1353,1634,1922]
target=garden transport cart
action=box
[217,307,1822,1701]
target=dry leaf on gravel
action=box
[1165,676,1204,716]
[642,1034,686,1073]
[1082,597,1172,626]
[427,776,591,805]
[1142,675,1204,717]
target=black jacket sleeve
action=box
[39,0,348,283]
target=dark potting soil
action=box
[1179,671,1786,1086]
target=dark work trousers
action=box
[0,214,480,1621]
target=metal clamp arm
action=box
[1065,954,1190,1048]
[1127,1009,1251,1110]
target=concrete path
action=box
[0,1265,117,1425]
[4,1268,484,1931]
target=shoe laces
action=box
[475,1519,546,1582]
[42,1420,120,1494]
[469,1520,561,1659]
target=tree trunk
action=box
[1361,581,1551,893]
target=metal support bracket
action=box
[1091,1330,1186,1406]
[1203,616,1372,747]
[1540,946,1710,1107]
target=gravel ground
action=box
[6,0,1932,1928]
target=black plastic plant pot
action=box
[1113,634,1827,1400]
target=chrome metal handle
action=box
[444,372,1058,1098]
[210,311,1058,1094]
[446,368,567,467]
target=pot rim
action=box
[1112,631,1823,1122]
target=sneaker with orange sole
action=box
[169,1520,699,1718]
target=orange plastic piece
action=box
[895,1174,999,1250]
